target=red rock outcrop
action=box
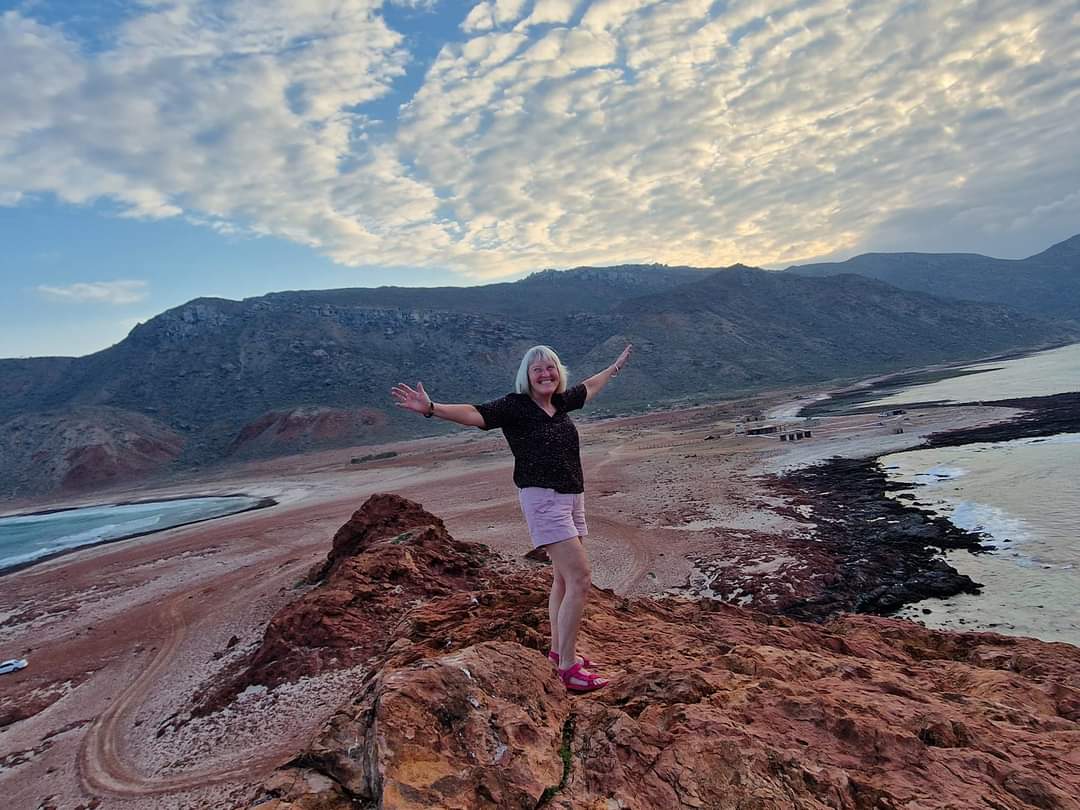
[226,406,387,457]
[236,495,1080,809]
[194,494,519,715]
[0,407,184,496]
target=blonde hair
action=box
[515,345,568,394]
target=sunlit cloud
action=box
[36,280,149,305]
[2,0,1078,279]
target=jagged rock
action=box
[238,494,1080,810]
[303,642,566,808]
[193,494,509,715]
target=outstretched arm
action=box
[390,382,486,428]
[582,344,632,403]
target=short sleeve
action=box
[559,383,587,413]
[474,394,516,430]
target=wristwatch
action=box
[424,400,435,418]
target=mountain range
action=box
[787,234,1080,319]
[2,235,1078,498]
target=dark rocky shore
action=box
[768,392,1080,622]
[925,391,1080,447]
[767,458,988,621]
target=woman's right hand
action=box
[391,381,432,415]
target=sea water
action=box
[870,342,1080,645]
[0,495,267,572]
[882,435,1079,645]
[863,341,1080,408]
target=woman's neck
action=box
[531,390,554,410]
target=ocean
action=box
[862,341,1080,408]
[0,495,270,572]
[870,342,1080,645]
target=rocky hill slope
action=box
[787,233,1080,320]
[0,407,184,496]
[3,259,1077,498]
[203,495,1080,810]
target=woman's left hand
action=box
[612,343,633,375]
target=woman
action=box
[391,343,632,692]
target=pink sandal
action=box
[548,650,595,669]
[558,661,609,693]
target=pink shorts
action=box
[518,487,588,548]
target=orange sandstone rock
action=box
[240,494,1080,809]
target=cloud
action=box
[462,0,530,32]
[399,0,1080,271]
[1,1,414,250]
[2,0,1079,278]
[36,280,149,305]
[516,0,579,30]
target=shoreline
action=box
[924,391,1080,446]
[0,491,275,520]
[767,390,1080,625]
[0,495,278,576]
[766,458,989,621]
[799,341,1078,417]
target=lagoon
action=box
[0,495,272,572]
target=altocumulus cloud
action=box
[36,280,149,305]
[1,0,1079,278]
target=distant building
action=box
[738,422,814,441]
[744,424,779,435]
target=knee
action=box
[564,564,592,593]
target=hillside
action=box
[787,233,1080,320]
[2,259,1076,497]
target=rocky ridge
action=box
[4,253,1078,498]
[788,233,1080,320]
[215,495,1080,809]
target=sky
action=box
[2,0,1079,359]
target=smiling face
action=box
[515,345,567,398]
[528,355,562,397]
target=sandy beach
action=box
[0,386,1033,808]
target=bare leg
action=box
[548,565,565,655]
[545,537,592,670]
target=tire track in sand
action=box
[77,578,293,798]
[586,441,652,592]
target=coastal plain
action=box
[0,384,1067,809]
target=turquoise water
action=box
[0,496,268,572]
